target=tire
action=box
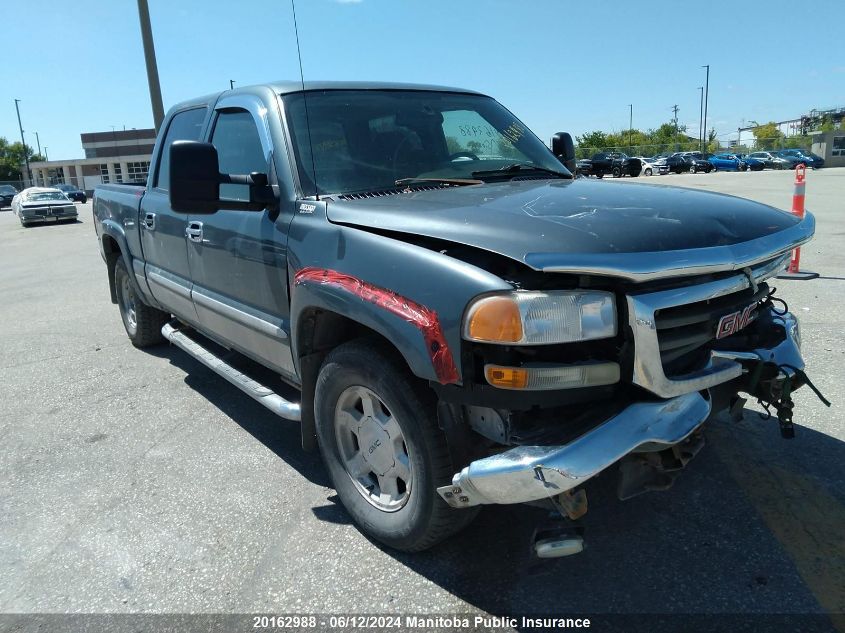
[644,168,652,176]
[611,166,622,178]
[114,257,169,347]
[689,165,697,174]
[595,173,603,179]
[314,340,478,552]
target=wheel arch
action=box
[293,304,430,452]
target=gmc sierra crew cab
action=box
[93,81,818,556]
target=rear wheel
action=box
[689,165,697,174]
[315,340,477,551]
[114,258,169,347]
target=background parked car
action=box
[747,151,795,169]
[636,157,667,176]
[735,154,764,171]
[587,151,642,178]
[54,183,88,203]
[707,153,747,171]
[666,153,713,174]
[777,149,824,169]
[11,187,79,227]
[0,184,18,208]
[575,158,593,177]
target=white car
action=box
[11,187,79,227]
[637,157,666,176]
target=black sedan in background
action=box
[582,152,642,178]
[54,184,87,203]
[0,184,18,207]
[665,154,714,174]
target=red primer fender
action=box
[294,267,460,385]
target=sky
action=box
[2,0,843,161]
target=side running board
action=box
[161,321,301,421]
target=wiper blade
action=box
[471,163,571,179]
[394,177,483,187]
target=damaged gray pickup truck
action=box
[93,81,819,556]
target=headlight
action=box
[463,290,617,345]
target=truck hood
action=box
[326,179,812,282]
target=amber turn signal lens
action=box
[485,366,529,389]
[466,296,523,343]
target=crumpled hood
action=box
[326,179,800,273]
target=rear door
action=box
[186,94,296,380]
[140,106,209,323]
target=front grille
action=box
[654,282,769,376]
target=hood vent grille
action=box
[338,184,451,200]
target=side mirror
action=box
[169,140,276,214]
[170,141,222,214]
[551,132,576,174]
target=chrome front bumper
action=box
[438,392,712,508]
[438,308,804,509]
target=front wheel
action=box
[315,341,477,552]
[611,166,622,178]
[644,168,653,176]
[689,165,697,174]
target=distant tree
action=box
[750,122,784,150]
[496,138,522,159]
[575,131,608,152]
[0,137,40,181]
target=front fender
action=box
[287,205,512,384]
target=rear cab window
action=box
[154,107,208,191]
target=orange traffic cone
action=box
[777,164,818,280]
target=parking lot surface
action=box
[1,170,843,626]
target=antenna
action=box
[290,0,319,200]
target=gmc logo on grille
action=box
[715,303,757,339]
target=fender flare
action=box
[290,267,461,386]
[99,219,157,307]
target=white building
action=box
[27,128,156,193]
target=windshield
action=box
[55,184,75,191]
[26,191,68,201]
[284,90,569,196]
[0,185,17,194]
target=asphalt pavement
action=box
[0,169,842,630]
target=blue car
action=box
[707,153,747,171]
[776,149,824,169]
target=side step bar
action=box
[161,322,301,421]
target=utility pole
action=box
[14,99,31,185]
[35,131,42,157]
[702,65,710,152]
[137,0,164,132]
[628,104,633,151]
[44,147,48,161]
[671,104,680,151]
[698,87,704,154]
[229,79,235,90]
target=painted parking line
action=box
[709,419,845,632]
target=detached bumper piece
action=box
[437,391,711,508]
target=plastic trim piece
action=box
[294,267,460,385]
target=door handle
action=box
[143,212,156,230]
[186,221,203,243]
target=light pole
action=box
[35,131,42,157]
[697,87,704,153]
[628,104,633,151]
[137,0,164,131]
[44,147,48,161]
[702,65,710,152]
[229,79,235,90]
[14,99,31,185]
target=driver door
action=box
[186,95,296,381]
